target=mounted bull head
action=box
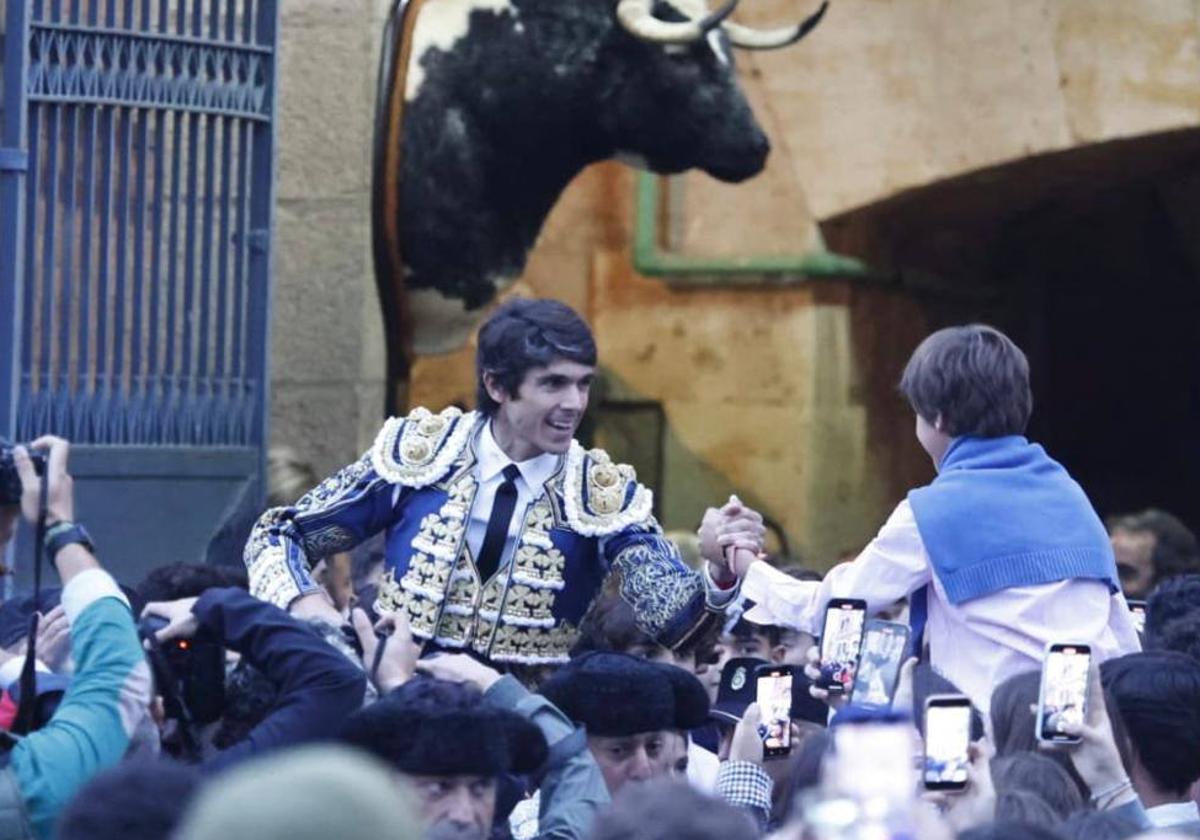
[372,0,828,404]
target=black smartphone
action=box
[850,619,910,710]
[1036,642,1091,744]
[1127,600,1147,635]
[923,694,973,791]
[755,664,795,759]
[817,598,867,694]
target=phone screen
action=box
[1038,644,1091,742]
[819,600,866,693]
[756,667,794,757]
[1127,601,1147,635]
[850,621,910,710]
[830,721,916,805]
[923,698,972,790]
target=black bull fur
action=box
[371,0,823,411]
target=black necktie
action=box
[476,464,521,585]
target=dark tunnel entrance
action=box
[825,129,1200,533]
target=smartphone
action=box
[923,694,973,791]
[1036,642,1092,744]
[829,719,917,805]
[850,619,910,710]
[818,598,867,694]
[1127,600,1147,635]
[756,664,795,759]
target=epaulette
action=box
[371,407,477,487]
[562,441,654,537]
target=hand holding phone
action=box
[923,694,973,791]
[755,664,795,759]
[850,619,910,710]
[817,598,867,694]
[1036,643,1092,744]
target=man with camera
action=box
[0,437,152,839]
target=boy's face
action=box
[915,414,951,468]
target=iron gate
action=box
[0,0,278,589]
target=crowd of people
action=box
[0,298,1197,840]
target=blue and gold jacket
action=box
[245,407,728,666]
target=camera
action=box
[0,440,47,506]
[138,615,227,725]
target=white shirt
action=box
[1145,800,1200,829]
[741,499,1142,716]
[465,422,562,571]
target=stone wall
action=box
[268,0,391,478]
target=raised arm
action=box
[244,449,398,617]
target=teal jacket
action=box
[1,572,151,839]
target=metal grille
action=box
[1,0,277,447]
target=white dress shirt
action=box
[464,422,562,573]
[742,499,1142,716]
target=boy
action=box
[726,325,1140,713]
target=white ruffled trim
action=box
[520,530,554,549]
[562,440,654,537]
[441,603,476,617]
[371,408,476,488]
[510,573,566,592]
[433,635,470,649]
[399,577,446,604]
[479,610,557,629]
[489,651,571,666]
[411,535,457,561]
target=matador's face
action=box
[489,360,595,460]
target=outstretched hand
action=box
[141,598,201,643]
[700,495,766,582]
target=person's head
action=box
[135,562,248,605]
[993,789,1065,831]
[911,664,985,742]
[57,759,203,840]
[541,651,710,795]
[175,746,420,840]
[587,779,758,840]
[341,678,547,838]
[1108,511,1200,600]
[1102,652,1200,803]
[571,593,713,677]
[711,615,775,686]
[898,324,1032,466]
[1144,573,1200,646]
[1146,612,1200,664]
[475,298,597,459]
[991,752,1084,820]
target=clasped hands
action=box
[699,495,766,585]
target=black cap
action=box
[710,657,768,725]
[541,651,710,736]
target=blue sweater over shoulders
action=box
[908,435,1119,605]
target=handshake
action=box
[699,495,767,583]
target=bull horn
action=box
[616,0,740,45]
[725,1,828,50]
